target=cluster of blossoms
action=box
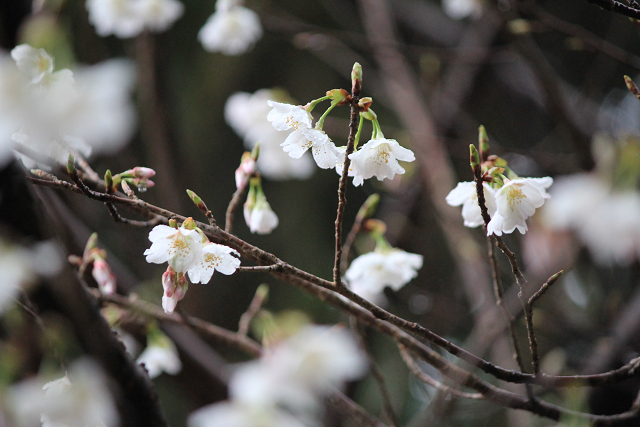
[199,0,263,56]
[0,44,135,167]
[226,89,315,180]
[188,325,367,427]
[543,135,640,265]
[86,0,184,38]
[446,127,553,236]
[266,75,416,187]
[9,358,119,427]
[144,217,241,313]
[345,219,423,305]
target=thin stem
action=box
[225,184,249,233]
[353,114,364,150]
[332,81,361,287]
[526,272,563,374]
[238,285,269,336]
[316,100,339,129]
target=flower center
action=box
[505,185,526,208]
[373,143,390,165]
[204,252,222,267]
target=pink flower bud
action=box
[162,267,177,297]
[235,153,257,190]
[132,167,156,179]
[92,258,116,295]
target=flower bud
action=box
[235,152,257,190]
[186,189,202,206]
[132,167,156,179]
[469,144,480,175]
[66,154,76,175]
[92,258,116,295]
[358,97,373,111]
[104,170,113,193]
[625,75,640,100]
[478,125,489,162]
[327,88,350,105]
[351,62,362,94]
[182,217,197,230]
[169,219,178,228]
[162,266,177,297]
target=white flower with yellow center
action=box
[188,243,241,284]
[281,128,340,169]
[266,101,313,132]
[446,181,497,228]
[348,137,415,185]
[144,224,202,272]
[487,177,553,236]
[198,0,263,56]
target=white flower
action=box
[445,181,497,228]
[137,341,182,378]
[225,91,315,180]
[267,101,313,132]
[187,243,241,284]
[144,224,203,272]
[334,146,366,186]
[487,177,553,236]
[244,192,279,235]
[134,0,184,32]
[10,45,53,84]
[281,128,340,169]
[442,0,483,20]
[346,249,424,299]
[198,0,263,56]
[86,0,145,38]
[348,137,415,184]
[9,358,118,427]
[188,401,306,427]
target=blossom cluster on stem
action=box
[86,0,184,38]
[144,217,241,313]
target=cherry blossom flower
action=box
[235,152,257,189]
[442,0,483,20]
[244,186,279,234]
[225,90,315,180]
[160,265,189,314]
[9,358,118,427]
[92,257,117,294]
[345,249,423,301]
[198,0,263,56]
[348,137,415,185]
[334,145,365,186]
[487,177,553,236]
[281,128,340,169]
[189,401,306,427]
[144,223,203,272]
[86,0,146,38]
[266,101,313,132]
[187,243,241,284]
[137,332,182,378]
[134,0,184,32]
[445,181,497,228]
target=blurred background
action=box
[1,0,640,426]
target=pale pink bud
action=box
[175,274,189,301]
[92,258,116,295]
[132,167,156,179]
[235,153,256,190]
[162,266,177,298]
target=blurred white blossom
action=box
[198,0,263,55]
[225,90,314,180]
[346,249,423,302]
[442,0,483,20]
[86,0,183,38]
[9,358,118,427]
[137,333,182,378]
[189,401,306,427]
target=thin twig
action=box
[341,194,378,273]
[225,185,249,233]
[236,265,284,273]
[333,81,360,288]
[238,285,269,337]
[582,0,640,20]
[398,345,483,400]
[350,317,396,426]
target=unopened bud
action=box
[182,217,197,230]
[169,219,178,228]
[478,125,489,162]
[549,270,564,283]
[625,75,640,101]
[363,219,386,235]
[327,88,350,105]
[351,62,362,94]
[66,154,76,175]
[132,167,156,179]
[162,266,177,297]
[84,232,99,254]
[104,170,113,192]
[92,258,116,295]
[236,152,257,190]
[186,189,202,206]
[357,193,380,220]
[469,144,480,175]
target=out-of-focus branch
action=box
[582,0,640,20]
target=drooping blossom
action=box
[266,101,313,132]
[92,258,117,294]
[137,331,182,378]
[281,127,340,169]
[198,0,263,56]
[244,185,279,234]
[187,243,241,284]
[235,151,257,190]
[442,0,483,20]
[225,90,314,180]
[445,181,497,228]
[347,137,415,186]
[345,249,423,301]
[487,177,553,236]
[144,223,203,273]
[9,358,118,427]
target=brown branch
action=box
[341,194,379,273]
[333,80,361,287]
[582,0,640,20]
